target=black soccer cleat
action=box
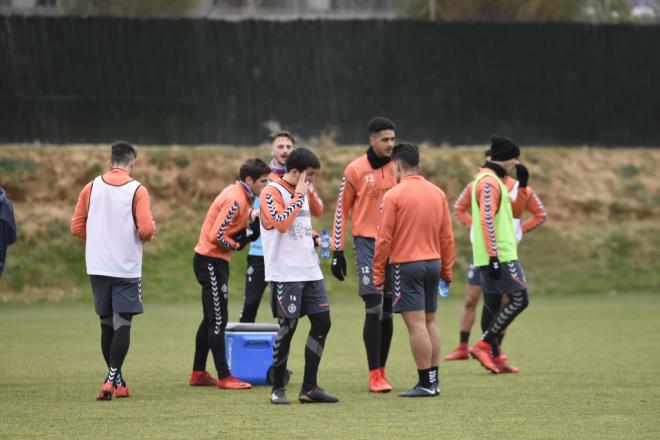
[398,384,437,397]
[270,387,290,405]
[298,387,339,403]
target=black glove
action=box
[515,164,529,188]
[233,229,251,251]
[247,218,261,242]
[331,250,347,281]
[488,256,501,280]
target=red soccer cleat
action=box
[378,368,393,392]
[470,340,500,374]
[217,375,252,390]
[114,386,131,398]
[369,369,391,393]
[189,370,219,386]
[493,355,519,374]
[95,381,114,401]
[444,343,470,361]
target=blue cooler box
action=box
[224,322,279,385]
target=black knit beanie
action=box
[489,136,520,161]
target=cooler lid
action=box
[225,322,279,332]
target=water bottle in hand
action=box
[320,229,331,259]
[438,280,449,298]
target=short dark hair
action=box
[368,117,396,134]
[286,147,321,172]
[392,143,419,168]
[269,130,295,144]
[240,157,271,181]
[111,141,136,166]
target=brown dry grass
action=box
[1,144,659,239]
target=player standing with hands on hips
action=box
[469,136,531,374]
[373,143,455,397]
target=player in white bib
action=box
[260,148,338,405]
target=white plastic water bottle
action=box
[320,229,331,259]
[438,280,449,298]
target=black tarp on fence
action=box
[1,16,658,145]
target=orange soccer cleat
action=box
[444,344,470,361]
[95,381,114,401]
[470,340,500,374]
[189,370,219,386]
[493,355,519,374]
[114,386,131,398]
[217,375,252,390]
[369,369,392,393]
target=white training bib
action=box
[260,182,323,282]
[85,176,143,278]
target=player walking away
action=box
[468,136,531,374]
[189,158,270,389]
[0,185,17,276]
[239,131,324,322]
[71,141,155,400]
[260,148,338,404]
[331,117,397,393]
[445,152,546,367]
[373,143,455,397]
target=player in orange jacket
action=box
[331,117,397,393]
[189,158,271,390]
[373,143,455,396]
[71,141,155,400]
[445,149,546,370]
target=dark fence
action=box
[1,16,658,146]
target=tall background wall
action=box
[1,16,658,145]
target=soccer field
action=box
[1,293,659,440]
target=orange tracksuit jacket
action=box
[373,175,456,286]
[194,181,253,262]
[71,168,155,241]
[332,155,396,250]
[259,179,306,233]
[454,175,547,233]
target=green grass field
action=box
[1,293,659,440]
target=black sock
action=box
[460,331,470,344]
[273,318,298,389]
[107,325,131,384]
[481,294,501,333]
[363,295,383,371]
[497,333,505,347]
[100,321,113,367]
[431,366,439,385]
[483,290,529,344]
[418,368,432,388]
[114,370,127,388]
[379,317,393,368]
[491,341,500,358]
[303,312,331,392]
[192,320,209,372]
[208,328,229,379]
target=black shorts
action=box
[478,260,527,294]
[391,259,441,313]
[354,237,392,296]
[90,275,143,316]
[270,280,330,319]
[466,256,481,286]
